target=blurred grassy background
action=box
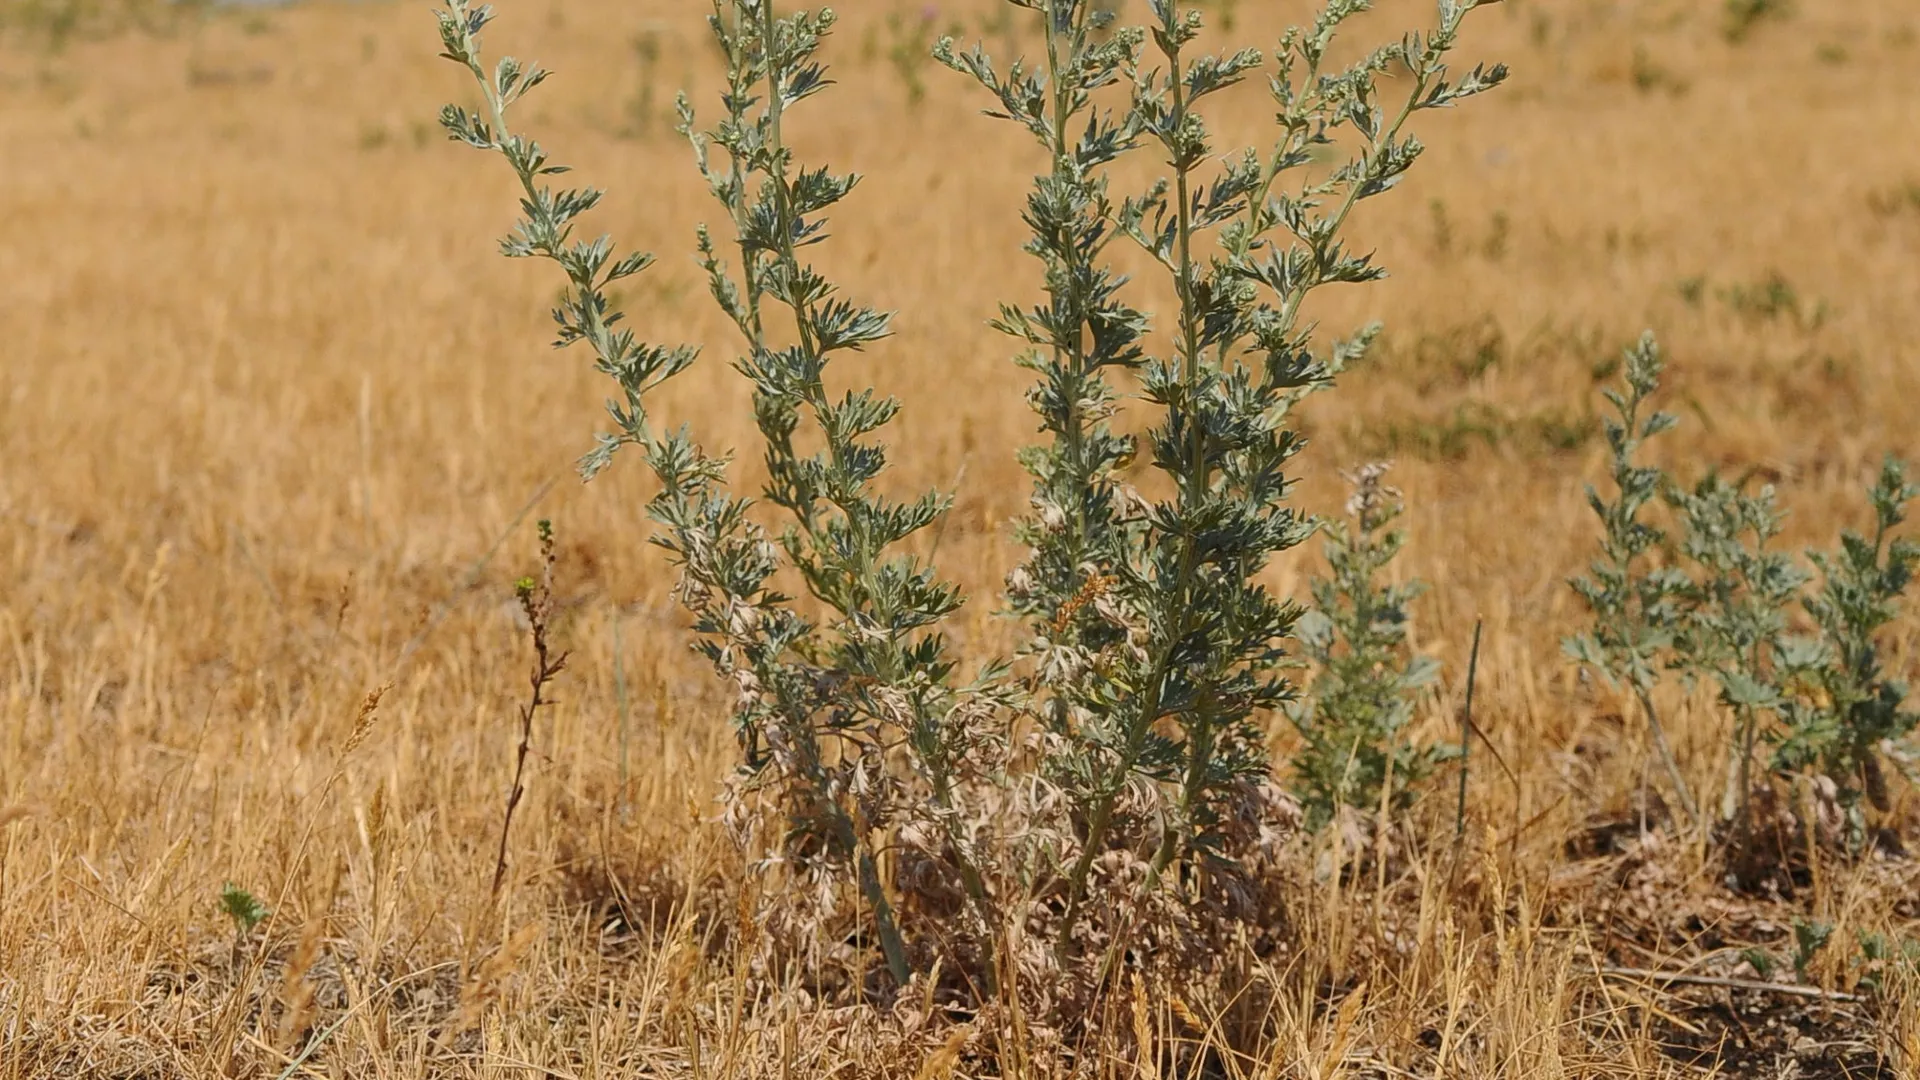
[2,0,1918,1074]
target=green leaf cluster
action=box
[1568,336,1919,855]
[1286,464,1440,827]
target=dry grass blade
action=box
[1600,965,1864,1003]
[913,1027,971,1080]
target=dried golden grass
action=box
[2,0,1919,1076]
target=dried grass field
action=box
[4,0,1920,1076]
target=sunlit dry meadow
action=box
[3,0,1920,1076]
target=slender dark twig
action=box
[1451,618,1484,881]
[491,520,569,903]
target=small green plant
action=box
[1286,464,1439,826]
[1629,44,1687,97]
[1366,402,1597,461]
[1676,275,1707,308]
[1565,333,1702,831]
[1572,339,1918,870]
[1404,317,1505,388]
[1429,197,1454,257]
[1719,271,1825,330]
[219,881,268,936]
[1764,926,1920,996]
[621,30,666,137]
[1867,180,1920,218]
[1658,466,1804,880]
[1723,0,1792,44]
[1774,458,1920,818]
[1792,916,1833,979]
[1854,929,1920,996]
[218,879,269,970]
[1666,469,1808,866]
[885,4,949,106]
[1484,210,1510,260]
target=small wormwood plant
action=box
[219,881,268,936]
[436,0,1505,1008]
[1286,463,1440,828]
[1565,333,1704,832]
[218,881,267,967]
[1774,459,1919,822]
[1666,462,1807,869]
[1570,335,1918,880]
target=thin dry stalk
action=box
[489,520,569,906]
[1451,618,1485,884]
[1599,965,1863,1003]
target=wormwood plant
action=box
[1570,336,1919,872]
[436,0,1506,1006]
[1286,463,1439,828]
[943,0,1504,959]
[437,0,995,989]
[1666,468,1806,856]
[1775,460,1920,818]
[1565,333,1702,831]
[666,0,1004,985]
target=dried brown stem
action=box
[1601,966,1861,1003]
[490,522,569,905]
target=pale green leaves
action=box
[1570,334,1920,835]
[1288,465,1439,826]
[434,0,695,478]
[219,882,268,936]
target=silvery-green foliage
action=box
[674,0,1002,984]
[946,0,1504,943]
[936,1,1154,925]
[936,3,1146,672]
[1666,470,1807,836]
[1775,459,1919,817]
[1571,339,1917,854]
[442,0,1510,997]
[435,5,696,480]
[1564,333,1701,828]
[1668,461,1918,850]
[1115,0,1500,884]
[1286,464,1440,828]
[1566,334,1686,693]
[436,0,998,987]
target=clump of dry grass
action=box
[3,0,1919,1077]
